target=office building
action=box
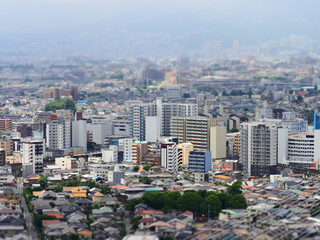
[141,154,161,167]
[0,119,12,131]
[55,156,78,170]
[43,87,60,100]
[171,117,219,151]
[87,118,113,145]
[21,138,45,178]
[112,115,130,136]
[0,149,5,166]
[0,140,13,156]
[131,141,149,164]
[188,151,212,173]
[17,125,33,138]
[160,137,178,173]
[178,142,194,167]
[129,103,156,141]
[145,116,161,142]
[72,118,87,151]
[210,126,226,160]
[278,131,315,168]
[46,111,72,151]
[240,122,278,176]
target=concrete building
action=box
[102,148,117,163]
[112,115,130,136]
[160,137,178,173]
[21,138,45,178]
[0,165,14,183]
[87,119,113,145]
[0,119,13,132]
[55,156,78,170]
[108,171,125,183]
[46,111,72,151]
[210,126,226,160]
[141,154,161,167]
[72,119,87,151]
[129,103,156,141]
[240,122,278,177]
[178,143,194,167]
[0,150,5,166]
[171,117,219,151]
[131,141,149,164]
[0,140,13,156]
[188,151,212,173]
[145,116,161,143]
[43,87,60,100]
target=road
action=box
[17,179,39,240]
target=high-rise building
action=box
[160,137,178,173]
[188,151,212,173]
[210,126,226,160]
[43,87,60,100]
[178,142,194,167]
[46,111,72,151]
[0,140,13,156]
[72,117,87,151]
[129,103,157,141]
[128,98,197,140]
[171,117,219,151]
[0,119,13,131]
[131,141,149,164]
[240,122,278,176]
[17,125,32,138]
[314,112,320,130]
[145,116,161,143]
[0,149,5,166]
[21,138,45,178]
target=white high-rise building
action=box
[240,122,278,176]
[72,119,87,151]
[87,118,113,145]
[128,98,198,141]
[46,110,72,151]
[21,138,45,178]
[160,137,178,173]
[146,116,161,142]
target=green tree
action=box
[205,195,222,216]
[45,98,76,113]
[227,180,243,196]
[228,194,248,209]
[176,191,203,212]
[143,164,152,171]
[133,166,140,172]
[87,141,97,152]
[217,192,229,209]
[33,214,56,231]
[131,216,142,230]
[49,202,56,208]
[230,128,239,133]
[36,176,47,189]
[67,233,80,240]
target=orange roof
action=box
[148,221,175,228]
[28,176,41,180]
[137,167,144,173]
[42,220,61,228]
[111,185,128,190]
[46,213,64,219]
[78,230,93,236]
[213,175,231,179]
[69,187,87,198]
[33,190,46,197]
[221,168,233,171]
[213,165,222,168]
[94,192,104,197]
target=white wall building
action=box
[21,138,45,178]
[160,137,178,173]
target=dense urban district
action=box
[1,56,320,240]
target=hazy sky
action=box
[1,0,320,56]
